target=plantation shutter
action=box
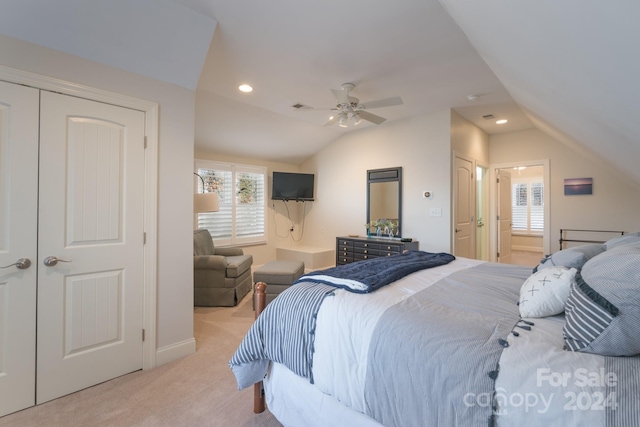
[235,168,265,240]
[530,182,544,231]
[512,183,528,231]
[511,180,544,234]
[196,161,266,246]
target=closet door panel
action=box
[0,81,39,417]
[36,91,145,404]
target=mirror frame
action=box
[366,167,402,238]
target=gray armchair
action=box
[193,229,253,306]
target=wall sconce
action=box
[194,173,219,213]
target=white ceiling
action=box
[180,0,534,164]
[2,0,638,182]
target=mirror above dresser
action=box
[366,167,402,238]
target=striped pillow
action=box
[563,242,640,356]
[563,275,617,351]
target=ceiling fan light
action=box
[338,112,349,128]
[353,113,362,126]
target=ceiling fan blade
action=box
[330,88,351,105]
[361,96,403,109]
[296,106,337,111]
[358,110,387,125]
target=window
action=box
[195,160,266,246]
[512,181,544,233]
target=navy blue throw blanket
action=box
[296,250,455,293]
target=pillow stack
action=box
[562,241,640,356]
[519,231,640,357]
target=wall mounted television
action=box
[272,171,315,201]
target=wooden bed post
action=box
[253,282,267,414]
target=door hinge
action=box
[497,252,500,258]
[142,329,146,341]
[497,215,500,221]
[143,232,146,244]
[144,136,147,149]
[496,177,500,183]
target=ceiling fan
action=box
[296,83,403,127]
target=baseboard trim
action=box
[155,337,196,366]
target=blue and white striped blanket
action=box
[229,281,335,389]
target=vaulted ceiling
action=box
[2,0,638,183]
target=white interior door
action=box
[497,169,512,264]
[454,155,474,258]
[0,81,40,417]
[36,92,146,403]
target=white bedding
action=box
[495,315,610,426]
[312,257,484,414]
[262,257,636,426]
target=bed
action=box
[230,233,640,427]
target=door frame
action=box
[0,65,159,369]
[489,159,550,262]
[475,162,490,261]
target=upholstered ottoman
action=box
[253,260,305,308]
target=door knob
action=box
[43,256,72,267]
[1,258,32,269]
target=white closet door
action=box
[0,81,39,417]
[36,92,146,403]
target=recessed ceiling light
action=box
[496,119,508,124]
[238,84,253,93]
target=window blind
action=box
[196,161,266,246]
[512,181,544,234]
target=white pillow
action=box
[519,267,577,318]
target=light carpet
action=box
[0,295,282,427]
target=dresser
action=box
[336,236,420,265]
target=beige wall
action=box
[194,150,303,267]
[491,128,640,252]
[194,109,489,259]
[0,35,195,357]
[451,110,490,165]
[299,110,454,253]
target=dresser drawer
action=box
[354,241,381,251]
[336,236,419,265]
[354,252,375,261]
[336,254,353,265]
[379,244,401,255]
[338,239,354,248]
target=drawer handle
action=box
[364,243,368,247]
[364,255,368,259]
[387,246,391,250]
[364,250,368,254]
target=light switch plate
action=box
[430,208,442,217]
